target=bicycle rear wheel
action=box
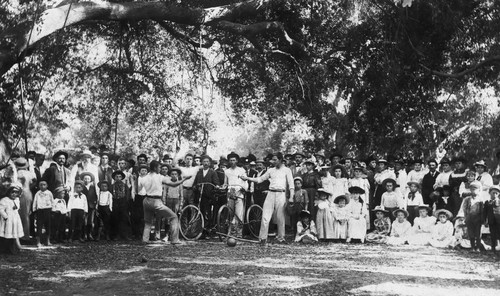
[246,204,263,238]
[179,205,204,240]
[217,205,231,242]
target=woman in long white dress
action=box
[408,205,436,246]
[347,186,368,243]
[429,209,454,248]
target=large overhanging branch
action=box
[420,55,500,79]
[0,0,286,77]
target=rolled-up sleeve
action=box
[256,170,271,184]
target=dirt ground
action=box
[1,237,500,296]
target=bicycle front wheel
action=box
[179,205,204,240]
[217,205,231,242]
[246,204,263,238]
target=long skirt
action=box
[386,235,408,245]
[316,208,334,239]
[348,217,367,241]
[408,232,432,246]
[406,205,419,224]
[0,237,20,254]
[429,236,454,248]
[333,220,348,239]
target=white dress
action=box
[0,197,24,239]
[316,199,335,239]
[347,199,367,241]
[331,178,349,198]
[429,221,454,248]
[332,205,350,239]
[386,220,412,245]
[408,216,436,245]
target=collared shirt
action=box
[180,166,199,188]
[52,198,67,214]
[403,191,423,208]
[98,191,113,211]
[476,172,493,191]
[143,173,165,196]
[33,190,54,211]
[68,193,88,212]
[137,175,147,195]
[202,169,209,177]
[256,166,294,191]
[224,167,248,189]
[407,169,428,185]
[381,191,402,209]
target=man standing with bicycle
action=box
[193,155,220,238]
[241,152,294,245]
[223,152,248,238]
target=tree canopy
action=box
[1,0,499,162]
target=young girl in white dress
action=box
[429,209,454,248]
[347,186,368,243]
[0,183,24,254]
[315,188,335,240]
[408,205,436,245]
[295,210,318,244]
[386,209,412,245]
[349,167,371,229]
[332,195,350,241]
[331,165,349,198]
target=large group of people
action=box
[1,146,500,255]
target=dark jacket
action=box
[98,166,113,184]
[82,184,98,209]
[484,198,500,225]
[42,165,71,200]
[193,168,220,199]
[422,171,439,204]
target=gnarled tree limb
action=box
[420,55,500,79]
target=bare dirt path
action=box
[1,240,499,295]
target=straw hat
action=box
[434,209,453,220]
[393,208,409,218]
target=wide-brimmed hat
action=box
[353,166,364,172]
[489,185,500,194]
[294,151,306,158]
[227,152,240,161]
[440,157,451,165]
[52,150,69,162]
[317,188,332,196]
[303,159,315,166]
[348,186,365,194]
[382,178,397,188]
[299,210,311,219]
[97,180,109,188]
[200,155,212,162]
[168,168,182,176]
[407,181,420,188]
[334,195,350,204]
[315,152,325,158]
[329,152,343,161]
[434,209,453,220]
[255,158,265,164]
[371,205,388,214]
[393,208,409,218]
[6,182,22,195]
[81,150,93,158]
[294,176,303,183]
[14,157,29,169]
[112,170,126,180]
[79,172,95,182]
[162,154,173,160]
[377,159,388,164]
[473,160,487,168]
[74,179,85,187]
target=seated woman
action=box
[295,210,318,244]
[408,204,436,246]
[366,206,391,244]
[386,209,412,246]
[429,209,454,248]
[347,186,368,243]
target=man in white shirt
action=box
[242,152,294,244]
[179,154,199,206]
[71,150,99,190]
[474,160,493,192]
[223,152,248,238]
[142,161,191,244]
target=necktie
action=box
[477,176,482,181]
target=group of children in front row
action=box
[294,180,500,254]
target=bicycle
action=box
[179,182,226,240]
[216,184,263,241]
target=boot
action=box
[95,227,102,241]
[87,225,94,241]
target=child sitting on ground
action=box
[0,183,24,254]
[315,188,334,240]
[386,209,412,246]
[429,209,454,248]
[366,206,391,244]
[332,195,350,242]
[408,205,436,246]
[32,180,54,247]
[295,210,318,244]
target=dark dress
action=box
[449,170,467,217]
